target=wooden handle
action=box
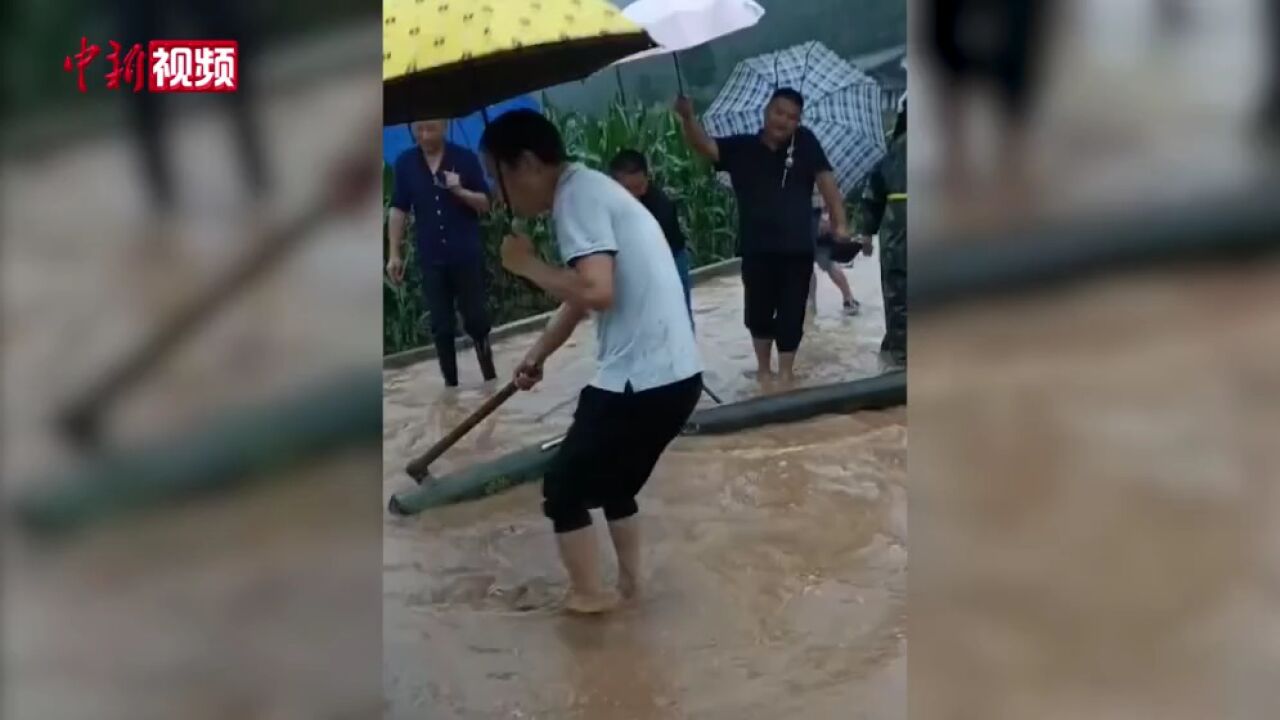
[59,204,327,446]
[406,382,519,481]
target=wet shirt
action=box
[390,143,489,267]
[552,163,703,393]
[637,185,686,254]
[714,127,832,257]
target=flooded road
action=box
[911,259,1280,719]
[384,257,907,718]
[3,59,384,717]
[383,254,888,482]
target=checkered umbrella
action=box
[701,41,886,195]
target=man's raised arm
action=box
[674,96,719,164]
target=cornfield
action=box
[383,97,740,356]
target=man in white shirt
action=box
[479,109,704,614]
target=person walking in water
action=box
[675,88,852,386]
[387,119,498,387]
[856,100,908,370]
[479,110,703,614]
[609,149,694,324]
[808,188,862,317]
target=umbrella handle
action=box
[481,106,514,233]
[672,53,686,98]
[615,65,627,107]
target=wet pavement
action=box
[384,254,907,719]
[3,64,384,718]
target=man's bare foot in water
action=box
[556,526,615,614]
[617,576,638,602]
[609,517,641,602]
[563,588,618,615]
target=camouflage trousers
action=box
[879,218,907,366]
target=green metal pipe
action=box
[682,372,905,436]
[12,368,382,538]
[388,436,564,516]
[388,373,907,516]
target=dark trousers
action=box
[1266,0,1280,130]
[543,374,702,534]
[422,260,493,385]
[929,0,1053,118]
[879,211,907,364]
[741,253,814,353]
[117,0,267,210]
[673,246,693,327]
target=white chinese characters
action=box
[149,42,237,92]
[151,46,194,88]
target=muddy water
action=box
[384,259,906,719]
[3,69,384,718]
[911,260,1280,719]
[383,257,888,482]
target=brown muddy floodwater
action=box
[911,259,1280,720]
[384,259,907,719]
[4,70,383,718]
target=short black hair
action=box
[769,87,804,110]
[608,149,649,176]
[479,109,567,166]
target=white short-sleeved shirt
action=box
[552,163,703,393]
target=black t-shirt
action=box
[638,185,686,253]
[714,127,832,257]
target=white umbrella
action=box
[612,0,766,96]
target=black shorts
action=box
[928,0,1053,116]
[542,373,702,534]
[741,253,814,353]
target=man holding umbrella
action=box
[675,88,858,386]
[387,119,498,388]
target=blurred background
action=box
[7,0,1280,716]
[910,0,1280,718]
[3,0,383,717]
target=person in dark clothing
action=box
[608,149,693,324]
[387,119,497,387]
[856,102,908,370]
[116,0,268,213]
[1262,0,1280,143]
[926,0,1056,193]
[675,88,853,385]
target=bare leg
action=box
[608,517,641,600]
[556,526,617,614]
[752,338,774,379]
[777,351,797,386]
[998,115,1035,223]
[827,266,855,305]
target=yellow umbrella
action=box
[383,0,656,124]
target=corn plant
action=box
[383,161,429,353]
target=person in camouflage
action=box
[856,100,907,370]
